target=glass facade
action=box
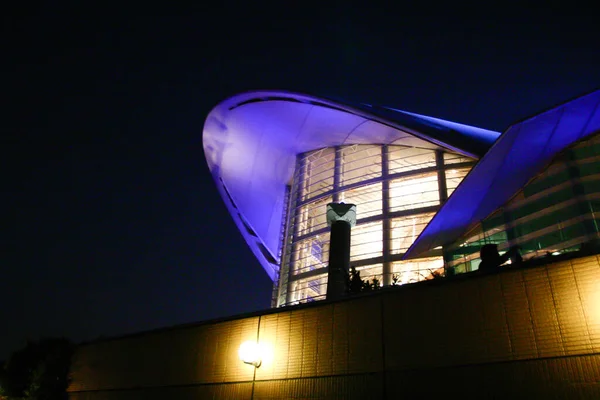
[275,144,475,306]
[445,132,600,273]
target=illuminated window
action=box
[445,167,471,197]
[391,212,436,254]
[443,152,472,165]
[388,147,436,174]
[294,196,332,236]
[392,257,444,284]
[278,144,474,306]
[389,172,439,212]
[301,148,335,201]
[351,221,383,261]
[340,183,382,220]
[341,145,381,186]
[288,273,328,303]
[291,233,329,275]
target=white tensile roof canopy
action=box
[202,90,500,280]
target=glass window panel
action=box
[572,141,600,159]
[519,236,548,253]
[590,200,600,214]
[482,210,505,231]
[514,206,581,237]
[339,183,382,220]
[341,145,382,186]
[288,273,328,304]
[390,212,436,254]
[538,230,568,249]
[523,168,569,198]
[469,258,482,271]
[350,221,383,261]
[445,167,471,197]
[292,157,308,201]
[291,233,330,275]
[294,196,332,237]
[389,172,439,213]
[452,262,469,274]
[443,152,473,165]
[445,243,481,262]
[302,148,335,200]
[388,147,436,174]
[452,258,482,273]
[561,222,589,241]
[512,188,573,220]
[579,163,600,179]
[392,257,443,285]
[485,231,508,244]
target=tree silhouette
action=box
[347,267,382,294]
[0,338,73,400]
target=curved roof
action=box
[202,90,500,280]
[404,89,600,259]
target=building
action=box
[203,89,600,306]
[66,89,600,399]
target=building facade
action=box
[203,89,600,307]
[279,144,473,306]
[202,91,500,307]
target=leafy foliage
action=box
[0,338,73,400]
[347,267,382,294]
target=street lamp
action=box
[238,341,262,368]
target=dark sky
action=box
[2,3,598,360]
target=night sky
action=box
[3,4,598,360]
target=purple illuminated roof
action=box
[202,90,500,280]
[404,89,600,259]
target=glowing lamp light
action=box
[238,341,262,367]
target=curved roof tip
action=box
[207,90,501,157]
[358,105,500,157]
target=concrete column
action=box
[326,220,352,301]
[325,202,356,301]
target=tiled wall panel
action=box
[523,266,565,358]
[386,354,600,399]
[572,255,600,351]
[69,255,600,399]
[68,317,258,392]
[67,382,253,400]
[253,373,383,400]
[500,269,538,360]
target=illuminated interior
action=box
[276,144,474,306]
